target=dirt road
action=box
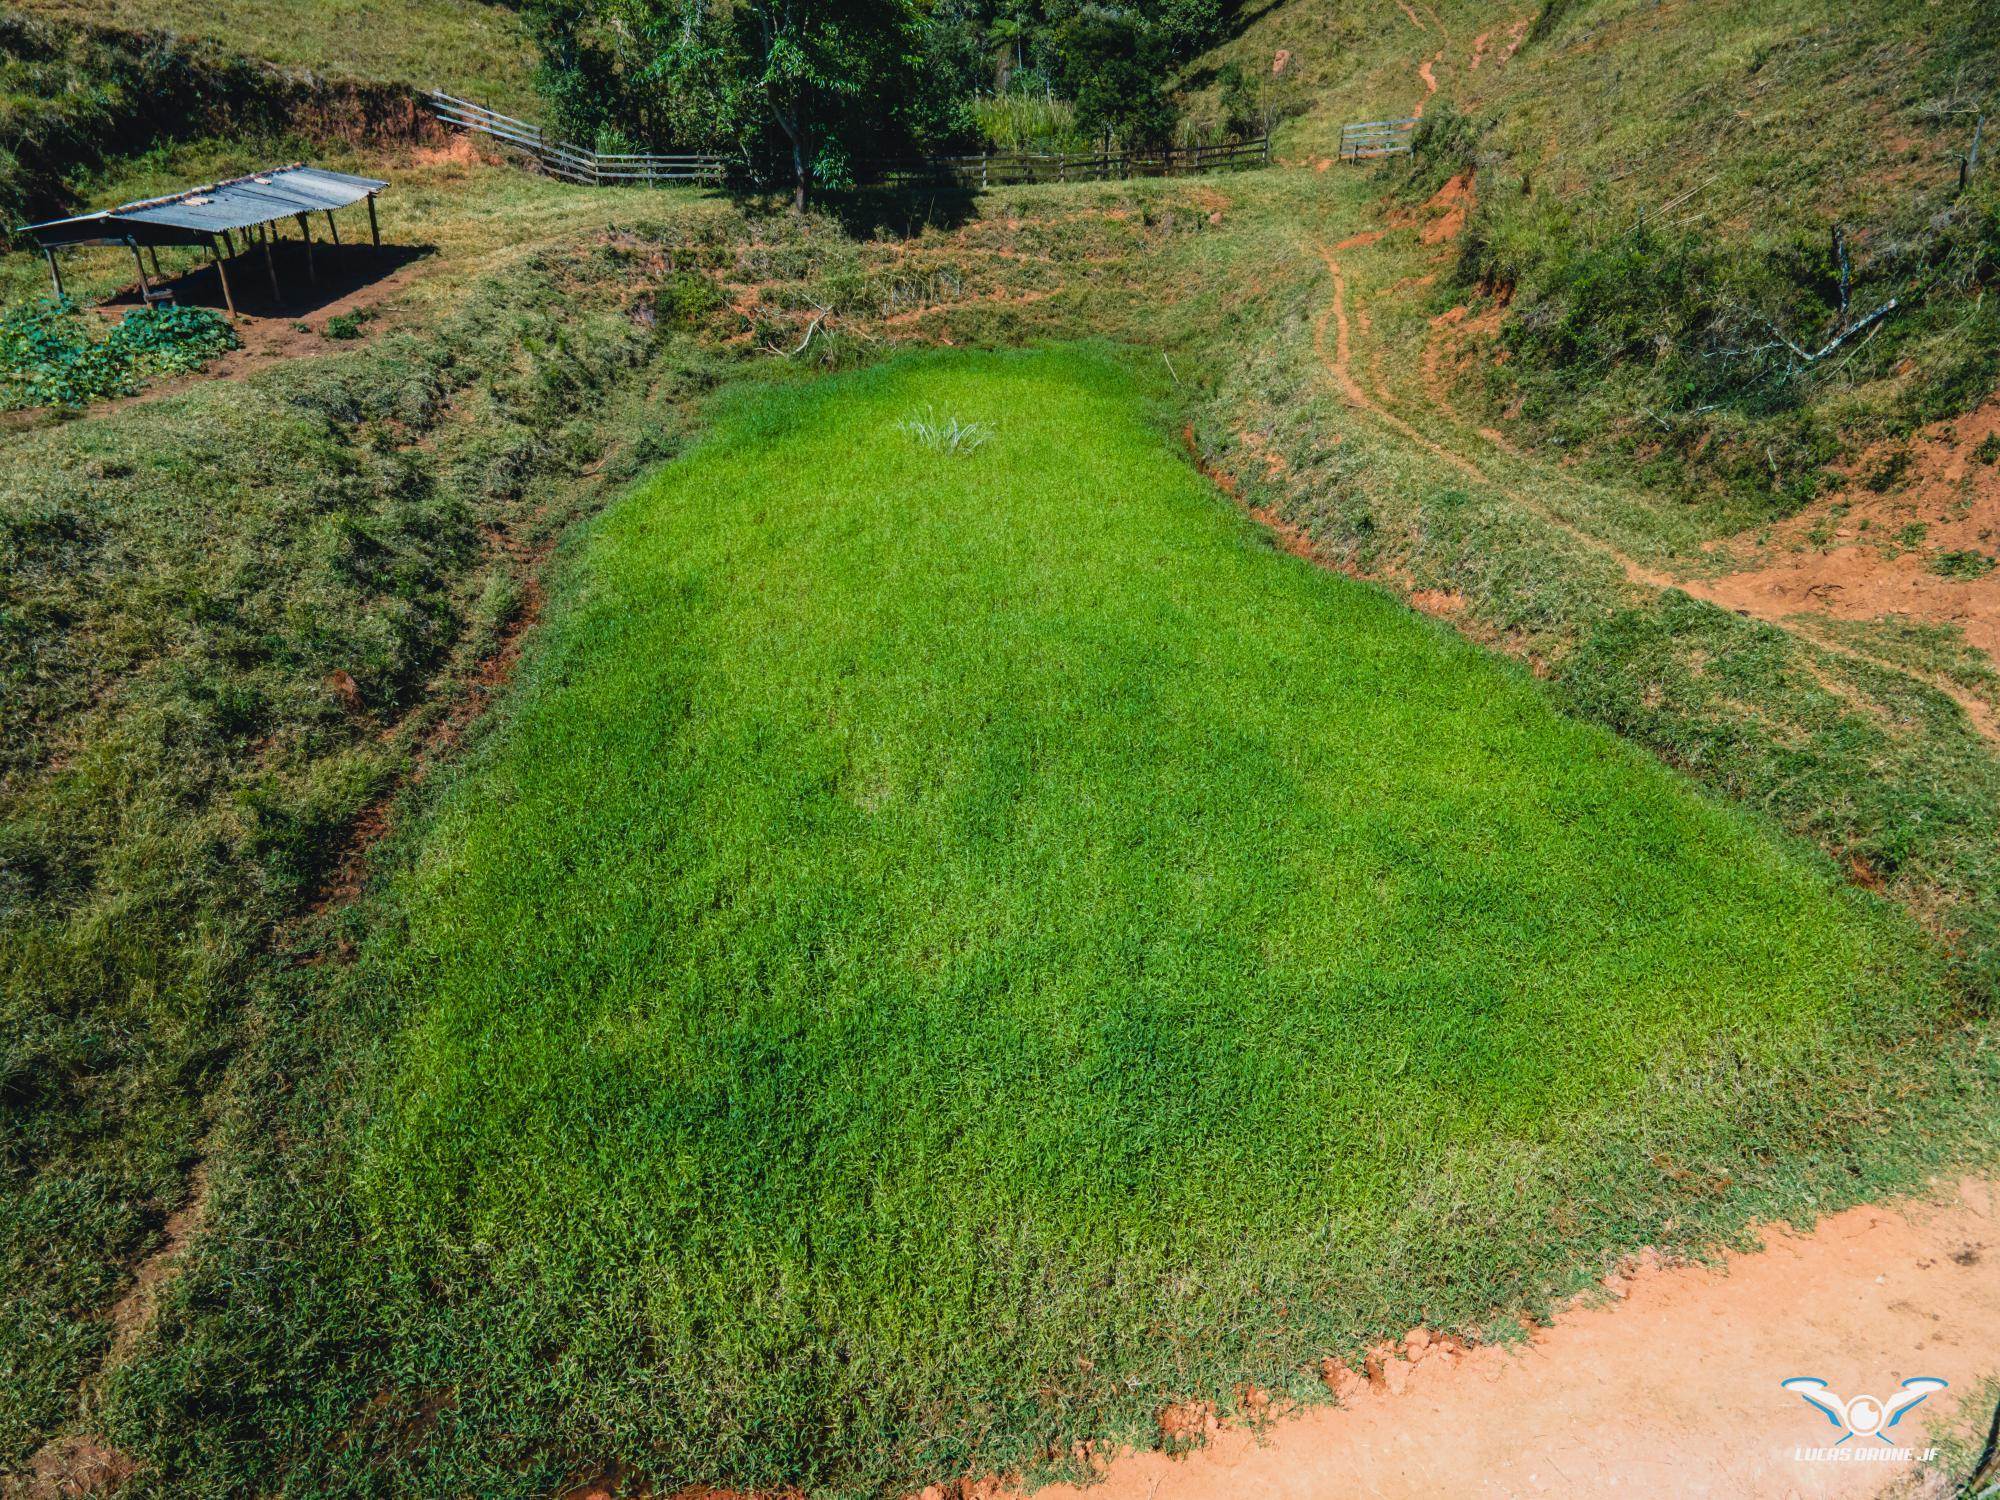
[1020,1182,1999,1500]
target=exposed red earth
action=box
[1014,1182,2000,1500]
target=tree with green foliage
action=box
[741,0,927,208]
[520,0,1242,196]
[1047,9,1174,148]
[523,0,928,208]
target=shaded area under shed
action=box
[16,164,388,317]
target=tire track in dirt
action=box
[1390,0,1448,119]
[1419,0,1450,116]
[1301,238,2000,742]
[1308,238,1671,583]
[1414,55,1440,116]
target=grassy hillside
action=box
[4,0,538,115]
[0,12,458,237]
[111,349,1981,1498]
[0,148,1221,1477]
[1192,0,2000,509]
[2,0,1999,1493]
[0,154,702,1470]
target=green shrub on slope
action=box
[0,298,238,408]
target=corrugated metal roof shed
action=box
[17,164,387,249]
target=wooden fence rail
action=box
[429,93,729,183]
[429,91,1271,190]
[870,136,1272,188]
[1338,116,1418,162]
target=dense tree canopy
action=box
[522,0,1239,204]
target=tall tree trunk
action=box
[773,103,808,211]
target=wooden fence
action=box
[428,94,728,184]
[869,136,1272,188]
[1338,117,1418,161]
[429,91,1270,190]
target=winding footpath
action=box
[1303,233,1999,741]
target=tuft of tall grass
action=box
[968,91,1088,154]
[896,403,992,453]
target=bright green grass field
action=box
[355,346,1944,1490]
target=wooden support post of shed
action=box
[324,209,340,246]
[208,234,237,318]
[366,192,380,247]
[296,213,317,283]
[127,239,155,306]
[43,247,65,301]
[262,224,281,301]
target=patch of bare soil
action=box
[2,1440,135,1500]
[1414,52,1441,116]
[1157,1401,1221,1452]
[1407,586,1467,616]
[406,133,486,171]
[1016,1180,2000,1500]
[66,243,435,419]
[103,1165,208,1368]
[1307,232,1999,738]
[1417,168,1475,245]
[1700,398,2000,664]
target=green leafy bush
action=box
[1457,170,2000,512]
[0,297,237,408]
[324,307,377,340]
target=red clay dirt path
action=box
[1304,236,2000,742]
[1015,1182,2000,1500]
